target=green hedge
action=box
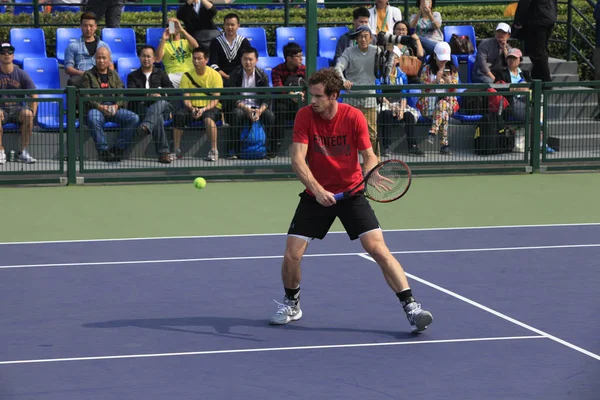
[0,1,595,79]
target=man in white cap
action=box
[335,24,394,158]
[472,22,512,83]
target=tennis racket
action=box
[333,159,412,203]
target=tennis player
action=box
[269,68,433,333]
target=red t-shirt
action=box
[293,103,371,195]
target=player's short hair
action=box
[308,68,343,98]
[283,42,303,59]
[353,7,370,20]
[192,45,210,59]
[80,11,97,24]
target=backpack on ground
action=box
[474,112,514,155]
[239,121,267,159]
[460,88,487,115]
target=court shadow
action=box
[82,316,413,341]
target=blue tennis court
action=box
[1,224,599,399]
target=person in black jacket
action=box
[513,0,557,82]
[176,0,234,49]
[224,47,276,159]
[127,46,174,164]
[494,48,531,121]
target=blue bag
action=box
[240,121,267,159]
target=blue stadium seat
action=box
[275,27,306,58]
[146,27,164,49]
[50,5,81,13]
[467,52,476,83]
[238,27,268,57]
[10,28,47,67]
[443,25,477,62]
[123,4,152,12]
[318,26,349,63]
[0,5,5,13]
[316,56,330,70]
[13,0,41,15]
[23,57,60,89]
[117,57,141,84]
[257,56,284,86]
[37,94,79,130]
[56,28,81,65]
[102,28,138,63]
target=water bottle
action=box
[9,150,15,162]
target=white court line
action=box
[2,243,600,270]
[0,335,544,366]
[1,222,599,246]
[357,254,600,362]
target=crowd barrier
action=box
[1,81,599,185]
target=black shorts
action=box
[287,191,380,240]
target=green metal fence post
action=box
[566,0,573,61]
[66,85,77,185]
[33,0,40,28]
[161,0,168,28]
[305,0,317,79]
[284,0,290,27]
[531,80,543,172]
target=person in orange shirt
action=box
[368,0,403,34]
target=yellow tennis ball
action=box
[194,177,206,189]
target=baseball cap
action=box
[349,25,373,38]
[433,41,451,61]
[507,48,523,59]
[0,43,15,52]
[496,22,511,33]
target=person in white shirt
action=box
[368,0,403,34]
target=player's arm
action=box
[290,142,336,207]
[359,147,379,174]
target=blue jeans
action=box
[87,108,140,151]
[419,36,440,55]
[140,100,171,155]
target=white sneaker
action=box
[206,149,219,162]
[19,149,36,164]
[0,149,5,164]
[269,298,302,325]
[404,302,433,333]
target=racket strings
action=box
[365,161,411,202]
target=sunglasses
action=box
[0,50,14,55]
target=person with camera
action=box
[409,0,443,55]
[155,18,199,88]
[416,42,459,155]
[377,46,423,157]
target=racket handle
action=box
[333,193,344,201]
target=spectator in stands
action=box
[494,48,531,121]
[272,42,307,151]
[594,0,600,120]
[177,0,234,49]
[155,18,199,88]
[0,43,37,164]
[334,7,375,64]
[85,0,122,28]
[409,0,443,55]
[472,23,512,84]
[224,47,275,159]
[513,0,557,82]
[335,25,394,158]
[209,13,251,82]
[64,12,112,88]
[393,20,425,59]
[378,46,422,157]
[368,0,403,34]
[417,42,459,155]
[172,45,223,162]
[81,47,140,162]
[126,45,174,164]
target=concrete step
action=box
[544,119,600,136]
[544,132,600,151]
[545,102,600,119]
[549,73,580,82]
[520,56,579,76]
[544,87,598,104]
